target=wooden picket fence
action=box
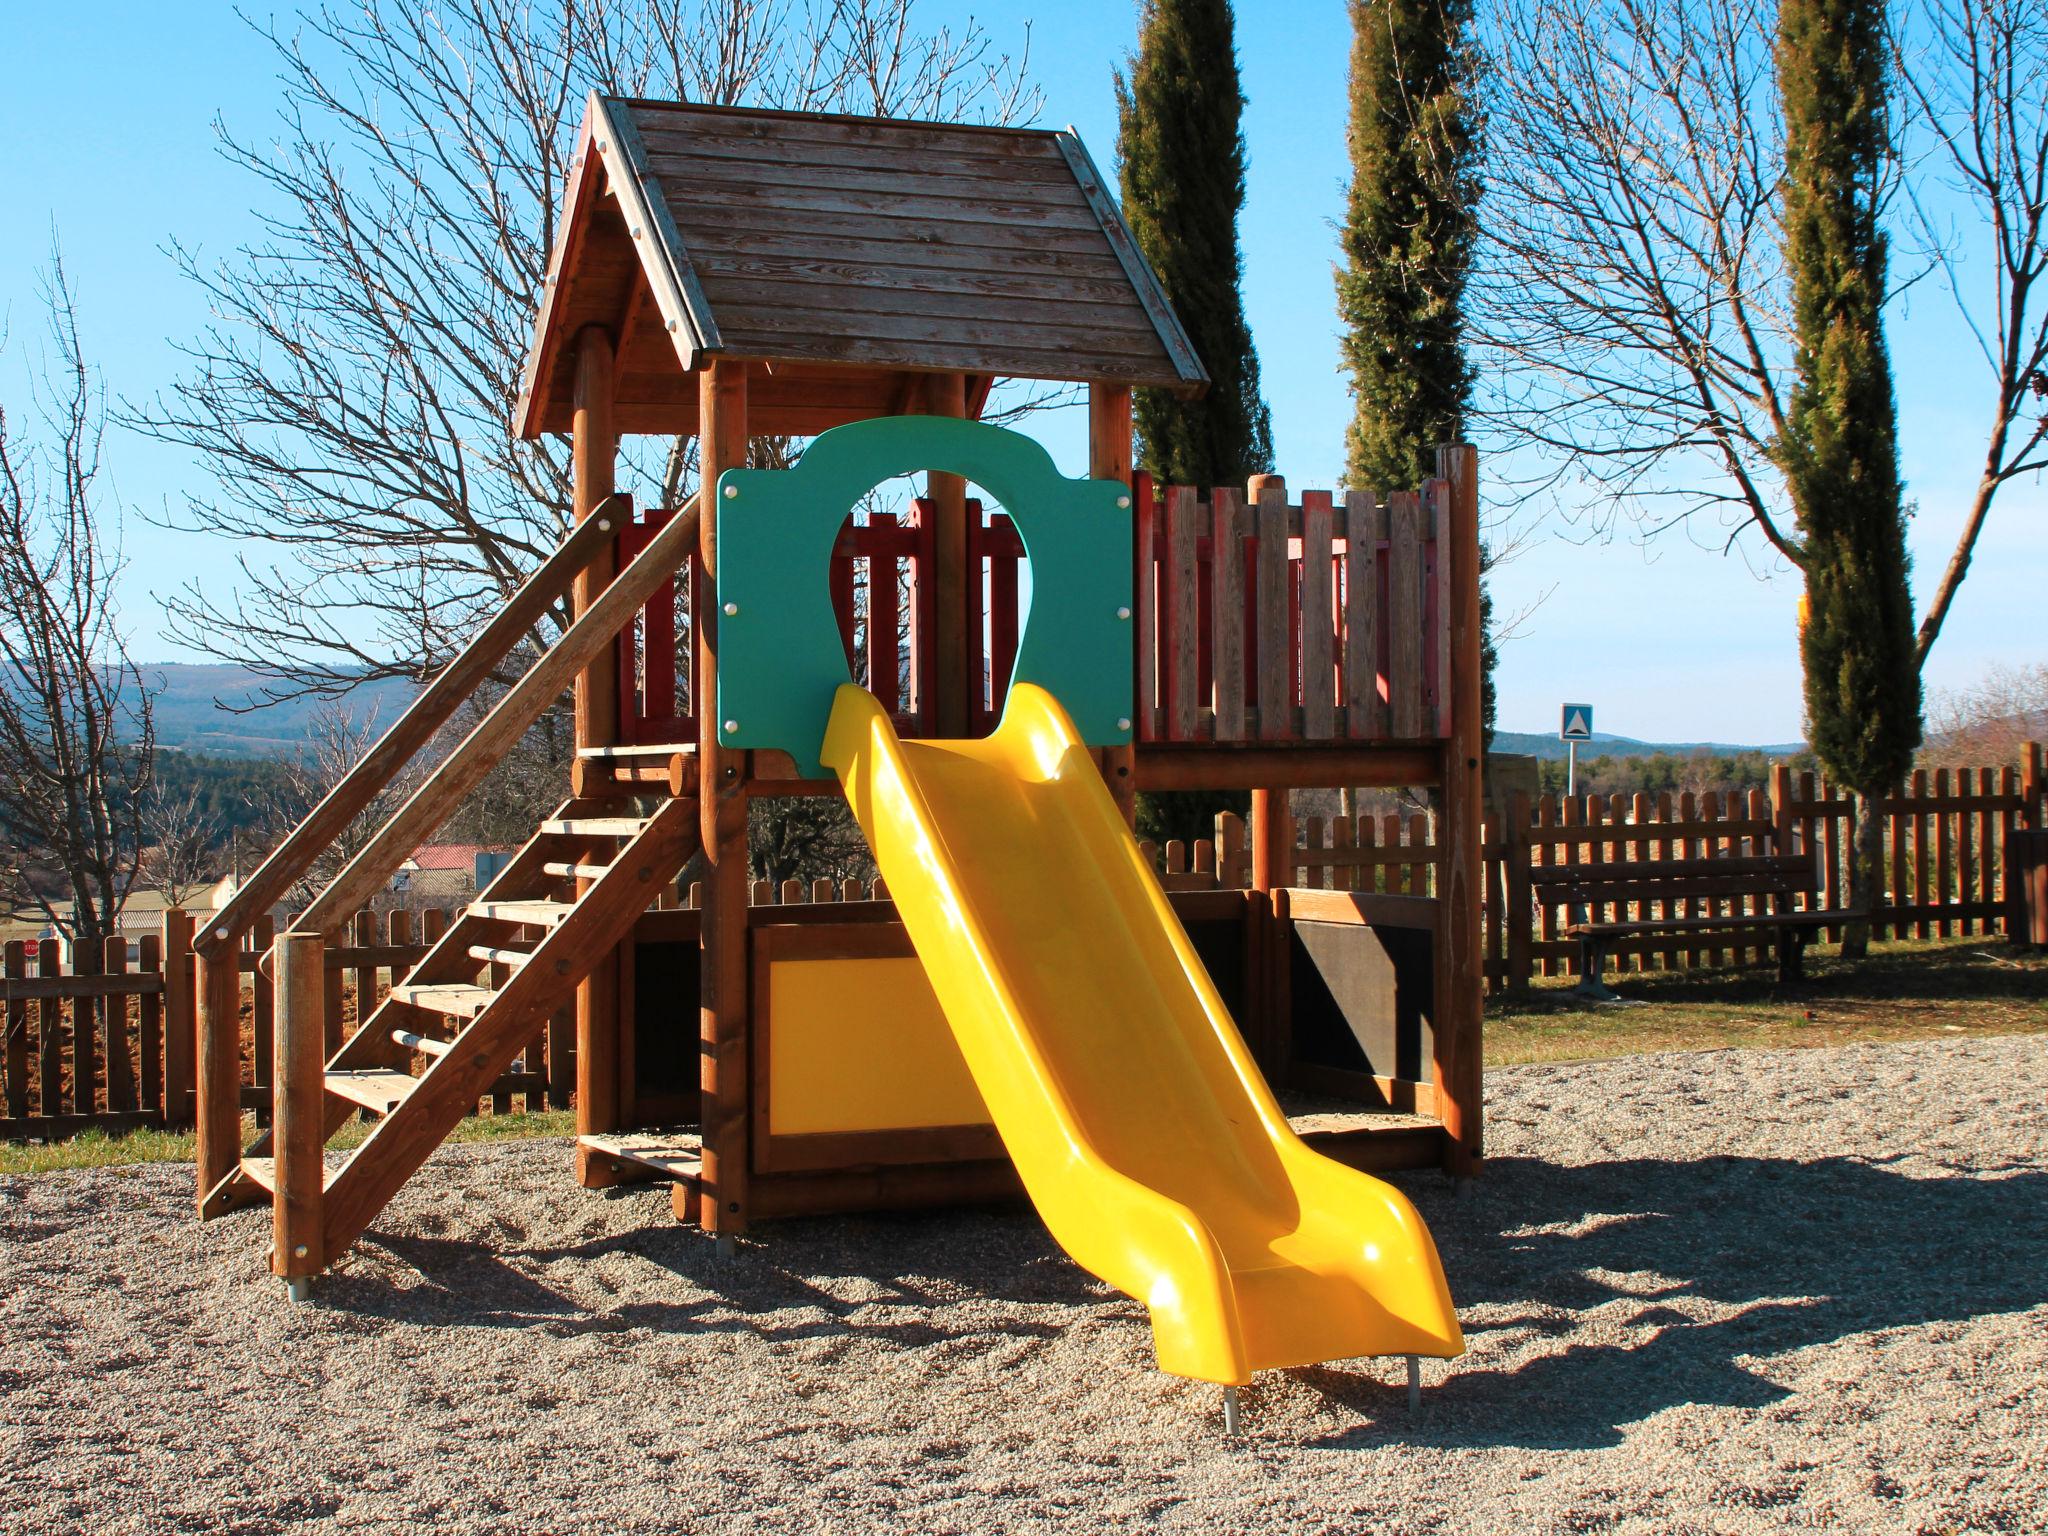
[1194,744,2046,989]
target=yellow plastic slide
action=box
[823,683,1463,1386]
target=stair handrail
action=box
[194,495,639,957]
[284,496,701,942]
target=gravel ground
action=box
[4,1035,2045,1535]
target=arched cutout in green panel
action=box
[715,416,1133,778]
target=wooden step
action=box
[542,817,650,837]
[470,899,574,925]
[576,742,693,760]
[324,1069,420,1116]
[239,1156,338,1195]
[578,1131,703,1181]
[467,944,534,968]
[390,982,496,1018]
[391,1028,452,1058]
[540,861,613,881]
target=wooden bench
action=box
[1528,853,1854,997]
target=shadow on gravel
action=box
[1301,1155,2046,1450]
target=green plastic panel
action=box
[716,415,1133,778]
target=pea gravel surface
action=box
[4,1034,2044,1535]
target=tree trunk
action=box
[1840,792,1888,959]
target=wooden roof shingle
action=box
[517,96,1207,439]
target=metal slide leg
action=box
[1223,1385,1242,1437]
[1407,1355,1421,1417]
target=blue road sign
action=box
[1560,703,1594,741]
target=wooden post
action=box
[572,324,622,1172]
[1434,444,1484,1177]
[697,357,752,1234]
[161,910,194,1127]
[273,931,325,1280]
[194,943,243,1212]
[1504,791,1533,991]
[927,371,971,737]
[1090,381,1138,825]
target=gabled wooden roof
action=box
[516,96,1208,439]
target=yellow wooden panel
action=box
[767,956,991,1134]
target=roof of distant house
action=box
[403,844,514,872]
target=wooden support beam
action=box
[193,945,242,1213]
[698,358,753,1234]
[273,932,325,1279]
[926,371,971,737]
[1434,444,1484,1177]
[573,325,622,1158]
[1089,381,1137,825]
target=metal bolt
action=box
[723,484,738,499]
[723,601,738,615]
[632,226,643,238]
[1117,717,1132,731]
[293,1244,308,1258]
[597,140,609,153]
[667,320,678,332]
[214,928,229,942]
[596,518,611,532]
[1116,495,1131,509]
[723,719,739,733]
[1116,606,1131,621]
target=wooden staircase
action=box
[205,799,700,1265]
[186,491,708,1284]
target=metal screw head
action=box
[723,601,738,616]
[1117,717,1132,731]
[1116,495,1131,509]
[292,1244,308,1258]
[597,140,609,153]
[632,226,643,239]
[667,320,678,332]
[596,518,611,532]
[723,719,739,733]
[1116,606,1131,621]
[723,484,738,499]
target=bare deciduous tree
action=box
[0,250,154,949]
[247,703,435,908]
[129,0,1040,707]
[1473,0,2046,671]
[1921,660,2048,769]
[1895,0,2048,665]
[139,781,224,906]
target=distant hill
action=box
[136,663,421,758]
[1491,729,1806,762]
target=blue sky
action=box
[2,0,2041,744]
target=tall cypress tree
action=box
[1779,0,1920,951]
[1336,0,1496,746]
[1115,0,1273,487]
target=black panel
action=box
[1290,920,1434,1081]
[633,940,701,1120]
[1183,917,1247,1023]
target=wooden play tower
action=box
[191,97,1485,1287]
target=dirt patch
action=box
[4,1034,2045,1534]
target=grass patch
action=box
[0,1107,578,1177]
[1490,934,2048,1066]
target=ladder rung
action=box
[238,1156,338,1194]
[391,1028,453,1058]
[324,1069,419,1116]
[467,944,533,967]
[390,982,496,1018]
[470,899,575,925]
[576,742,692,760]
[541,861,612,881]
[542,817,650,837]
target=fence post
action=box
[2026,742,2043,829]
[1504,791,1532,990]
[194,937,244,1213]
[274,930,326,1289]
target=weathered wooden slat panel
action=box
[715,302,1171,358]
[645,148,1094,208]
[1255,486,1291,741]
[1343,490,1385,740]
[1165,486,1199,741]
[647,171,1102,232]
[1300,491,1335,740]
[1431,479,1453,740]
[642,187,1121,257]
[1388,490,1425,740]
[693,275,1161,334]
[1211,489,1245,740]
[710,329,1183,383]
[635,118,1073,172]
[688,249,1141,305]
[629,110,1065,162]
